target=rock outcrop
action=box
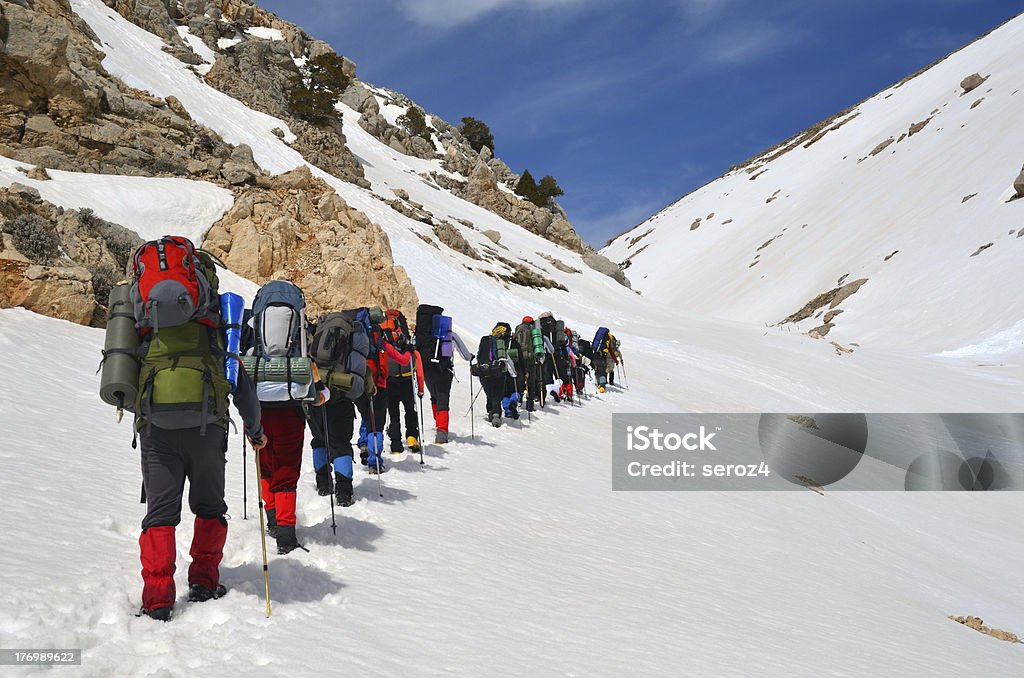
[0,184,142,325]
[1014,164,1024,199]
[203,167,418,318]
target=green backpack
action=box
[134,250,232,434]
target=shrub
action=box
[287,53,351,126]
[79,208,141,272]
[397,105,432,142]
[459,117,495,153]
[2,213,60,264]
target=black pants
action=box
[481,376,505,416]
[140,425,228,530]
[424,361,453,411]
[306,392,369,463]
[386,377,419,450]
[358,389,388,435]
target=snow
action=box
[0,155,233,244]
[1,3,1022,675]
[604,15,1024,359]
[176,26,216,75]
[245,27,285,41]
[217,37,242,50]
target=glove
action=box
[316,387,331,406]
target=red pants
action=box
[258,407,306,526]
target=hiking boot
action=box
[407,435,421,452]
[359,448,369,466]
[141,605,173,622]
[335,472,354,507]
[187,583,226,603]
[276,525,302,555]
[510,405,520,420]
[434,430,449,445]
[366,460,387,475]
[315,465,332,496]
[265,508,278,539]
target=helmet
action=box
[522,315,534,324]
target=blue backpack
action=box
[593,327,610,354]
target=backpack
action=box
[579,339,594,360]
[555,320,567,345]
[431,314,453,362]
[593,327,610,354]
[131,237,230,434]
[513,323,534,362]
[131,236,219,336]
[383,309,413,377]
[310,311,369,399]
[415,304,443,358]
[247,281,313,402]
[471,333,507,379]
[251,280,308,359]
[539,314,557,343]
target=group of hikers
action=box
[98,236,624,621]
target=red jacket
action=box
[368,342,412,389]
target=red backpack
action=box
[131,236,218,335]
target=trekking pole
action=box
[411,351,425,465]
[242,433,248,520]
[469,358,476,441]
[621,358,629,390]
[369,394,383,498]
[320,405,337,536]
[253,442,272,618]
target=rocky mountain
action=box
[603,14,1024,358]
[0,0,625,326]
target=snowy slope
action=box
[604,15,1024,359]
[2,310,1023,677]
[1,2,1023,676]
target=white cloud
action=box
[392,0,591,27]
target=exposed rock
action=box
[539,252,581,275]
[290,121,368,188]
[959,73,987,95]
[482,229,501,244]
[432,221,480,260]
[869,138,895,156]
[458,159,586,253]
[961,193,977,203]
[948,615,1020,644]
[908,117,932,137]
[582,251,631,288]
[0,186,141,325]
[0,258,95,325]
[1014,165,1024,199]
[391,188,410,201]
[782,279,869,326]
[203,170,417,318]
[970,243,994,257]
[690,218,702,231]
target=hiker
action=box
[537,312,564,403]
[592,327,614,393]
[243,280,326,555]
[558,326,577,403]
[607,331,621,386]
[128,236,266,622]
[358,307,413,473]
[307,309,371,507]
[576,332,594,396]
[414,304,472,444]
[472,322,521,427]
[513,316,542,412]
[382,309,425,454]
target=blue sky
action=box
[260,0,1023,247]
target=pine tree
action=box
[397,106,432,142]
[459,116,495,153]
[537,175,565,202]
[515,169,539,204]
[287,53,351,126]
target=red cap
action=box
[523,316,534,323]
